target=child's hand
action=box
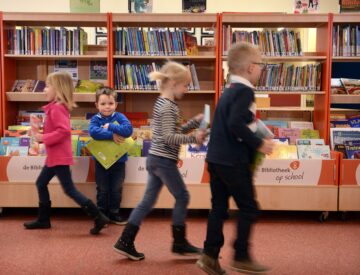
[195,129,207,144]
[258,139,274,155]
[113,133,125,144]
[35,133,43,142]
[102,123,110,129]
[194,113,204,122]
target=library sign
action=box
[254,159,336,186]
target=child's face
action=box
[44,82,57,102]
[95,94,118,117]
[173,77,191,100]
[248,52,264,84]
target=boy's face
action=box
[248,51,264,84]
[95,94,118,117]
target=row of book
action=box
[114,61,200,90]
[330,114,360,128]
[331,127,360,159]
[332,25,360,57]
[114,28,198,56]
[7,26,88,55]
[256,63,322,91]
[331,78,360,95]
[222,26,303,56]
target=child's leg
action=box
[36,165,56,203]
[95,161,110,214]
[108,162,125,215]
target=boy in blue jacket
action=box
[89,87,133,226]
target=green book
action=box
[86,137,135,169]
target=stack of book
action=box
[222,27,303,56]
[114,28,198,56]
[114,61,200,90]
[332,25,360,57]
[256,63,322,91]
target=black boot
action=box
[113,223,145,261]
[82,200,110,235]
[24,201,51,229]
[172,225,202,255]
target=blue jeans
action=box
[128,154,190,227]
[36,165,89,206]
[95,161,125,214]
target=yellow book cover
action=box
[86,137,135,169]
[266,144,298,159]
[300,129,320,139]
[142,29,150,55]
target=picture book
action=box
[182,0,206,13]
[266,144,298,159]
[77,136,92,156]
[74,80,103,93]
[86,137,135,169]
[331,78,347,94]
[344,140,360,159]
[296,139,325,145]
[1,137,21,148]
[90,61,108,80]
[128,142,142,157]
[0,144,6,155]
[8,125,31,131]
[199,104,210,129]
[11,79,37,93]
[348,115,360,128]
[300,129,320,139]
[184,32,198,56]
[272,138,290,145]
[340,78,360,95]
[297,145,331,160]
[6,146,29,156]
[277,128,300,144]
[334,144,347,158]
[71,135,79,156]
[255,119,275,139]
[330,128,360,150]
[289,121,314,130]
[70,119,90,131]
[330,120,350,128]
[263,120,288,136]
[33,80,46,93]
[128,0,153,13]
[4,129,29,137]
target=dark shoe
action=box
[197,254,227,275]
[82,200,110,235]
[230,259,270,274]
[172,225,202,255]
[113,223,144,261]
[109,213,128,225]
[24,201,51,230]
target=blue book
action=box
[6,146,28,156]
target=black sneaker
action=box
[113,238,145,261]
[172,240,202,256]
[109,213,128,225]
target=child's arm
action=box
[161,105,197,145]
[89,116,113,140]
[181,115,202,134]
[42,106,71,146]
[107,113,133,138]
[228,89,263,150]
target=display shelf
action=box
[255,91,326,95]
[332,57,360,62]
[330,95,360,104]
[113,55,216,60]
[4,54,107,60]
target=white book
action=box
[296,139,325,145]
[289,121,314,130]
[297,145,331,160]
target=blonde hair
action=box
[227,42,261,74]
[148,61,190,90]
[46,71,76,111]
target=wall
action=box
[0,0,339,13]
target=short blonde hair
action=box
[46,71,76,111]
[148,61,190,89]
[227,42,261,74]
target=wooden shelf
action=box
[4,54,107,60]
[256,91,325,95]
[331,95,360,104]
[221,13,328,28]
[222,55,327,61]
[116,90,216,94]
[332,56,360,62]
[2,12,107,27]
[112,13,217,27]
[113,55,216,60]
[333,14,360,23]
[258,106,314,111]
[6,92,97,102]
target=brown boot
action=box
[230,259,270,274]
[196,254,227,275]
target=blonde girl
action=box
[113,61,207,260]
[24,71,109,235]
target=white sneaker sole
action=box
[113,246,144,261]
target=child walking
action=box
[24,71,109,235]
[196,43,274,274]
[113,61,207,260]
[89,87,133,225]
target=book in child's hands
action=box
[86,137,135,169]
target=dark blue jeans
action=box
[95,161,125,214]
[36,165,89,206]
[203,162,260,261]
[128,154,190,227]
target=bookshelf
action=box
[1,12,109,129]
[109,13,219,120]
[330,13,360,212]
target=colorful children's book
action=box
[300,129,320,139]
[8,125,31,131]
[4,129,29,137]
[11,79,36,93]
[277,128,300,145]
[71,135,79,157]
[70,119,90,131]
[33,80,46,93]
[266,144,298,159]
[6,146,29,156]
[348,115,360,128]
[77,136,92,156]
[330,128,360,150]
[272,138,290,144]
[86,137,135,169]
[289,121,314,130]
[297,145,331,160]
[296,139,325,145]
[344,140,360,159]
